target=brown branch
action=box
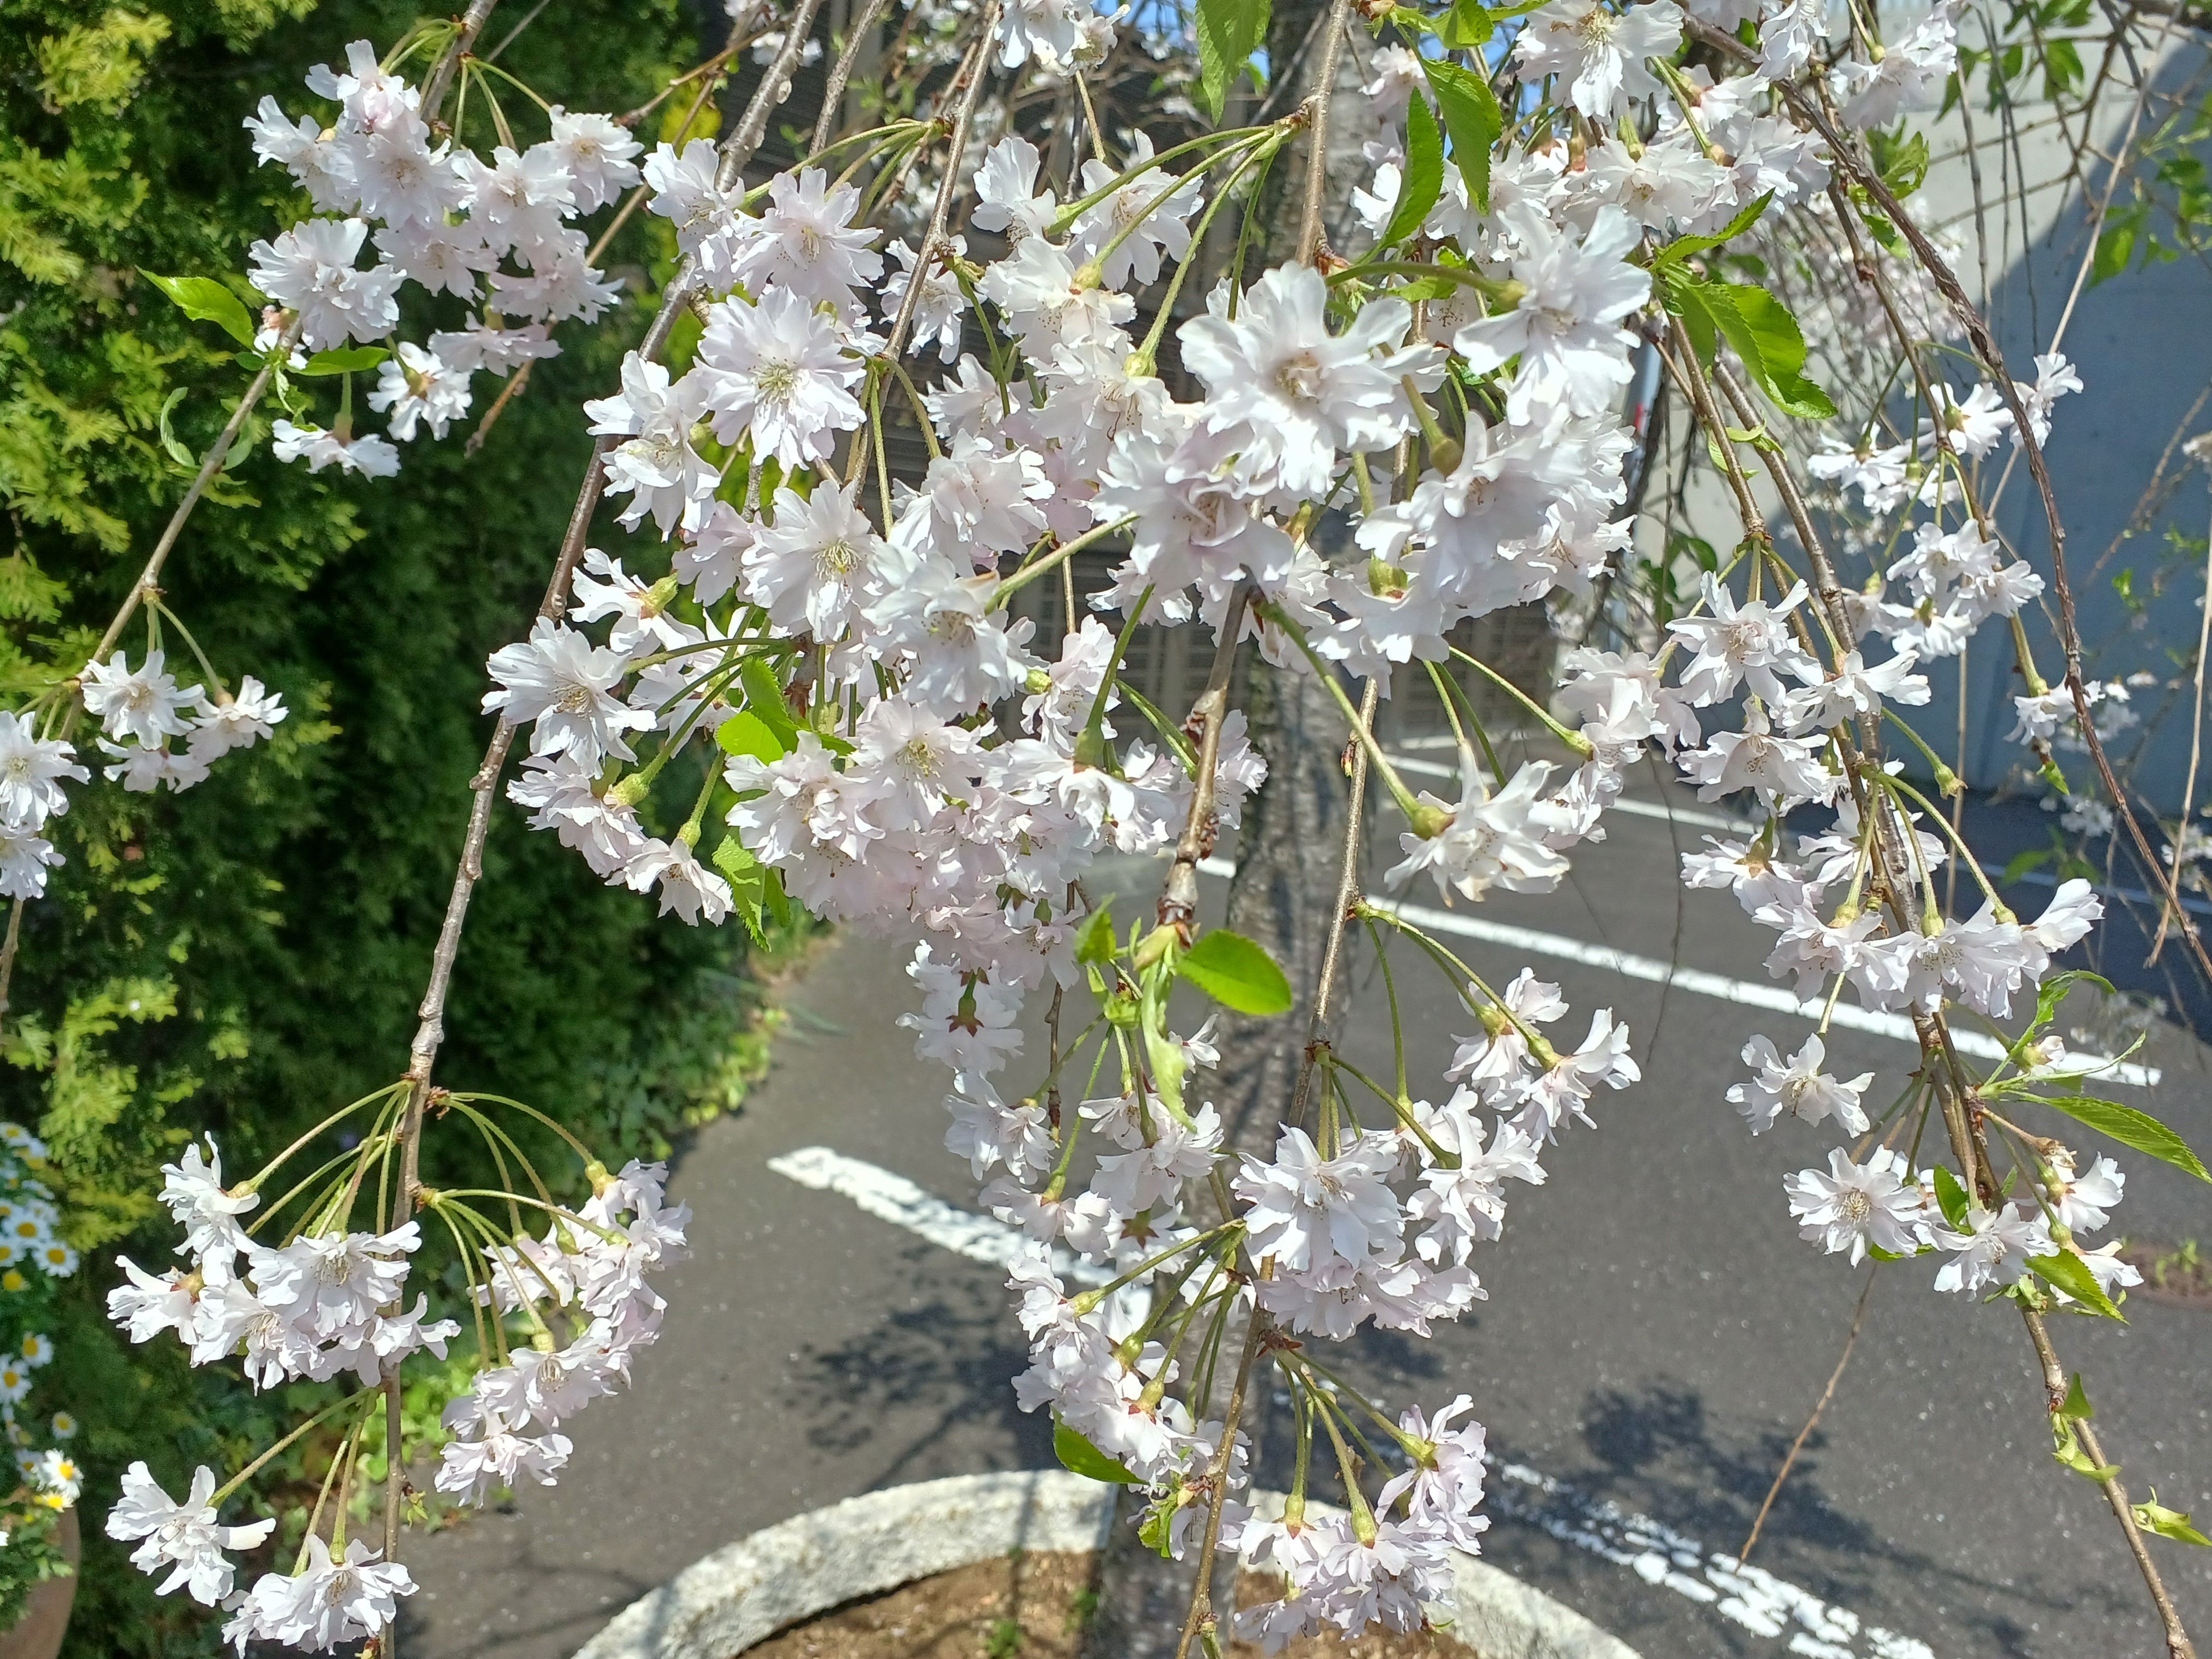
[421,0,500,129]
[1294,0,1355,265]
[1159,587,1254,940]
[1171,1311,1270,1659]
[2020,1307,2199,1659]
[1290,675,1379,1126]
[812,0,898,152]
[1740,1269,1878,1561]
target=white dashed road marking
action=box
[771,1147,1936,1659]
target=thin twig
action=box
[81,319,303,690]
[1159,587,1254,940]
[2020,1307,2199,1659]
[1290,675,1380,1127]
[812,0,896,152]
[1170,1312,1269,1659]
[378,0,830,1587]
[421,0,500,129]
[1294,0,1355,265]
[1740,1269,1878,1561]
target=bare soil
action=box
[738,1550,1482,1659]
[2117,1240,2212,1308]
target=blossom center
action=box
[1837,1189,1873,1223]
[897,736,941,780]
[1576,8,1618,43]
[1274,350,1324,406]
[756,357,799,401]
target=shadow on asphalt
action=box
[783,1262,1056,1482]
[1473,1379,2141,1659]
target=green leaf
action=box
[2135,1496,2212,1546]
[1871,128,1931,197]
[1931,1164,1971,1230]
[155,388,193,468]
[1195,0,1271,122]
[738,660,800,748]
[711,837,768,943]
[1657,268,1836,419]
[1137,1499,1177,1557]
[1178,929,1292,1015]
[714,709,787,765]
[2053,1415,2120,1481]
[2002,846,2054,885]
[1653,192,1772,267]
[2091,203,2147,287]
[1378,91,1445,252]
[1437,0,1492,49]
[142,272,255,347]
[2029,1251,2126,1320]
[2032,1094,2211,1183]
[1420,56,1503,210]
[1073,902,1118,966]
[1055,1419,1140,1483]
[297,346,390,377]
[2058,1372,2094,1421]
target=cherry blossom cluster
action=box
[103,1138,453,1643]
[107,1141,457,1396]
[244,40,640,476]
[103,1125,682,1649]
[435,1159,690,1506]
[0,654,285,902]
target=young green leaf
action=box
[715,709,787,765]
[1378,91,1445,252]
[2058,1371,2094,1422]
[155,388,193,467]
[1438,0,1493,49]
[1055,1419,1140,1483]
[1195,0,1271,121]
[1658,268,1837,419]
[1931,1163,1971,1230]
[1178,929,1292,1015]
[2135,1494,2212,1546]
[1073,901,1118,966]
[2052,1415,2120,1481]
[711,837,768,943]
[1419,56,1503,210]
[2029,1251,2126,1320]
[143,272,256,347]
[738,659,801,748]
[297,345,391,377]
[1652,192,1772,267]
[2031,1094,2211,1183]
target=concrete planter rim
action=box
[573,1470,1638,1659]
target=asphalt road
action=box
[401,772,2212,1659]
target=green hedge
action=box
[0,3,764,1651]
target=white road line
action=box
[766,1145,1116,1288]
[1192,857,2162,1089]
[1490,1464,1934,1659]
[771,1148,1934,1659]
